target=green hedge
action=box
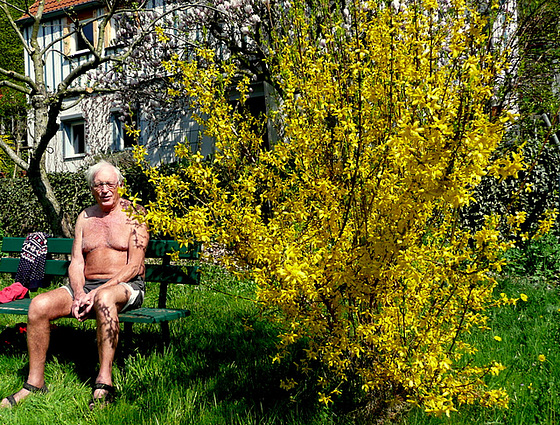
[0,162,159,237]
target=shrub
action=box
[133,0,523,416]
[504,232,560,281]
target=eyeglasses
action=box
[92,181,119,190]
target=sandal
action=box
[88,383,115,410]
[5,381,48,407]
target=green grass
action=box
[0,264,336,425]
[0,265,558,424]
[398,276,560,425]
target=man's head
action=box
[85,161,124,211]
[85,160,124,188]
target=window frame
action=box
[62,119,87,159]
[111,110,139,151]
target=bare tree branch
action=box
[0,135,28,171]
[0,80,31,96]
[0,66,35,90]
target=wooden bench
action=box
[0,237,200,349]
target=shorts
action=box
[63,275,145,313]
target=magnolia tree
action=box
[129,0,554,416]
[96,0,289,147]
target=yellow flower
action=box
[519,293,528,302]
[494,336,502,342]
[318,392,333,406]
[538,354,546,362]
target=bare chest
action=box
[82,214,131,253]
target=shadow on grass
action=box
[0,265,334,424]
[0,321,101,396]
[0,305,326,422]
[120,310,325,424]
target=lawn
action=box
[0,263,557,424]
[398,275,560,425]
[0,264,338,425]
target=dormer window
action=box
[75,20,94,52]
[64,10,96,56]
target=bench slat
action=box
[118,307,190,323]
[144,264,200,285]
[0,258,70,275]
[0,298,30,315]
[1,237,200,259]
[1,237,73,254]
[0,257,199,285]
[0,298,190,324]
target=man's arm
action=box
[68,211,87,319]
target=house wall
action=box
[22,1,271,173]
[43,94,217,173]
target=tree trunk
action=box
[28,94,74,237]
[26,162,74,237]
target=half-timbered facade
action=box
[16,0,226,172]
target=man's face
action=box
[91,167,121,210]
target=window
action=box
[63,120,87,158]
[76,20,94,52]
[65,10,96,55]
[112,111,139,151]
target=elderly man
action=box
[1,160,149,409]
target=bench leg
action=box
[161,321,170,347]
[123,322,133,357]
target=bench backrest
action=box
[0,237,201,308]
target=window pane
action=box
[72,122,85,154]
[76,21,94,51]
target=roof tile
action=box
[22,0,98,20]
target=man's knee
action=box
[93,286,124,309]
[29,291,70,321]
[28,297,49,321]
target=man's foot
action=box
[88,383,115,410]
[0,382,48,408]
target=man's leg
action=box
[1,288,72,407]
[91,285,130,400]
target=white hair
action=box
[85,160,124,188]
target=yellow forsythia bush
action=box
[133,0,527,416]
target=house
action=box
[15,0,272,173]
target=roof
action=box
[34,0,94,14]
[19,0,101,22]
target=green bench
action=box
[0,237,200,349]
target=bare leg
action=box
[1,288,72,407]
[91,285,129,402]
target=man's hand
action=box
[71,292,94,322]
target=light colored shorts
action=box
[63,276,145,313]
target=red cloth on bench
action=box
[0,282,28,303]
